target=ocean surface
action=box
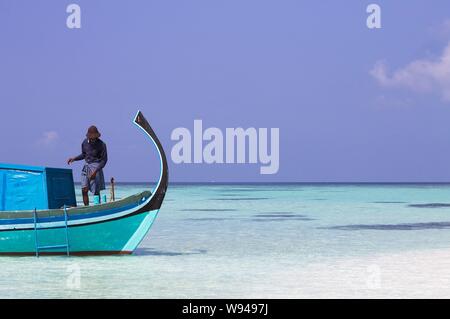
[2,184,450,298]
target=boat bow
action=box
[133,111,169,212]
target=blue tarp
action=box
[0,164,76,211]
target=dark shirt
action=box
[73,138,108,170]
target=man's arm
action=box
[72,153,86,161]
[68,142,86,165]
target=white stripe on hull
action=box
[0,196,152,231]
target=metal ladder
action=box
[33,205,70,257]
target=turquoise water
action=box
[2,184,450,298]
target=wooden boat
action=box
[0,111,168,256]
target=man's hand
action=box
[89,170,97,181]
[67,158,74,165]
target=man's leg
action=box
[82,187,89,206]
[95,191,101,203]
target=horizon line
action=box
[74,181,450,185]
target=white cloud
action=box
[370,42,450,102]
[36,131,59,147]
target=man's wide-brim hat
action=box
[86,126,101,139]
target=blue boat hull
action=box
[0,210,159,256]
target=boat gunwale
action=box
[0,191,152,220]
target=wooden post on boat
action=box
[110,177,116,202]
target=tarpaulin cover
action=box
[0,164,77,211]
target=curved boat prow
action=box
[133,111,169,212]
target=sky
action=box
[1,0,450,182]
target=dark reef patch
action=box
[325,222,450,231]
[408,203,450,208]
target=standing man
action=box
[68,126,108,206]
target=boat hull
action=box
[0,209,159,256]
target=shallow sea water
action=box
[2,184,450,298]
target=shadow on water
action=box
[134,248,207,256]
[408,203,450,208]
[325,222,450,231]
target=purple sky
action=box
[1,0,450,182]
